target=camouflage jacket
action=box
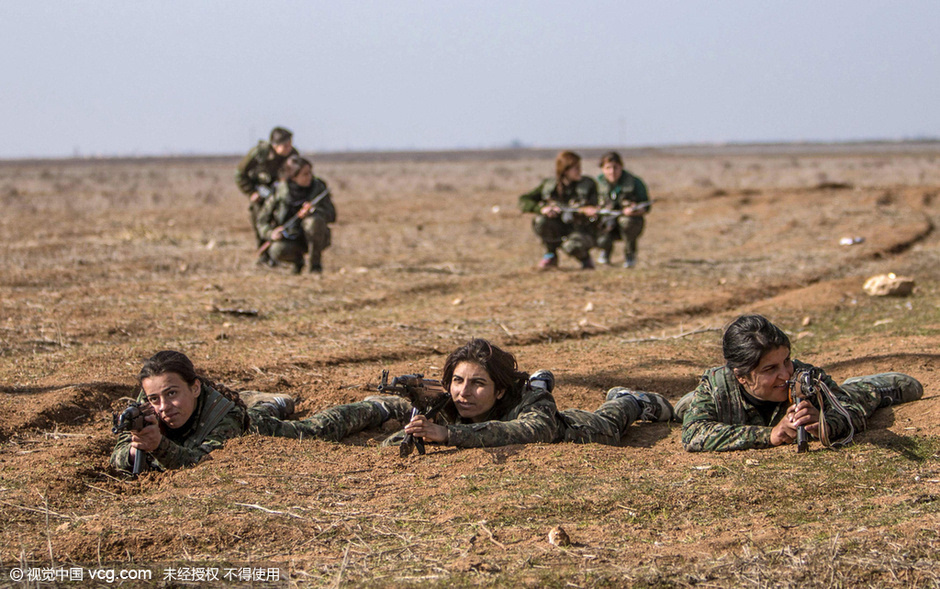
[681,360,858,452]
[110,385,248,472]
[518,177,599,214]
[383,383,563,448]
[234,140,299,196]
[255,177,336,241]
[596,169,650,211]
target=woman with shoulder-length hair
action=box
[399,338,673,448]
[518,151,599,270]
[677,314,923,452]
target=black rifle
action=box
[788,368,821,453]
[112,402,154,474]
[377,370,449,457]
[257,187,331,256]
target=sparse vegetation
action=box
[1,145,939,587]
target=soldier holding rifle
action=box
[594,151,651,268]
[256,155,336,274]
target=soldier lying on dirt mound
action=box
[518,151,599,271]
[111,341,674,473]
[675,314,924,452]
[255,155,336,274]
[389,338,673,448]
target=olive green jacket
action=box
[110,385,247,472]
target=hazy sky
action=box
[2,1,938,158]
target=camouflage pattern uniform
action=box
[681,360,891,452]
[256,176,336,272]
[111,385,248,472]
[518,177,599,261]
[248,400,388,441]
[595,169,650,262]
[381,384,652,448]
[235,141,299,247]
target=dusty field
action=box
[1,142,939,587]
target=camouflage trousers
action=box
[268,215,331,270]
[248,400,385,442]
[532,215,594,260]
[249,199,266,247]
[559,397,642,446]
[596,215,645,257]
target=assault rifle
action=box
[556,200,651,219]
[788,369,817,453]
[257,187,331,256]
[787,367,856,452]
[377,370,449,457]
[112,401,155,474]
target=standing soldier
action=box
[595,151,650,268]
[235,127,299,262]
[256,155,336,274]
[518,151,599,270]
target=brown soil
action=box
[1,143,939,587]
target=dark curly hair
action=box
[441,339,529,417]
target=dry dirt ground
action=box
[1,143,939,587]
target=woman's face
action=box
[562,162,582,183]
[141,372,201,429]
[736,345,793,403]
[293,165,313,187]
[601,160,623,184]
[449,361,504,423]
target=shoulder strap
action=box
[190,386,236,446]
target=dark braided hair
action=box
[137,350,250,428]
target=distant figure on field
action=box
[235,127,299,261]
[676,314,923,452]
[256,155,336,274]
[518,151,599,270]
[594,151,651,268]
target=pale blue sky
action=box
[2,1,938,158]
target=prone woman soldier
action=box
[518,151,599,270]
[255,155,336,274]
[390,338,674,448]
[676,314,923,452]
[111,350,412,474]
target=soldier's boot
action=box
[528,370,555,393]
[240,392,295,419]
[598,249,612,265]
[605,387,673,422]
[623,253,637,269]
[307,245,323,274]
[843,372,924,408]
[538,253,559,270]
[672,391,695,422]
